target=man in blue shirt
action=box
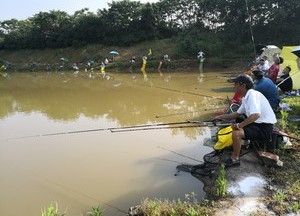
[252,70,279,111]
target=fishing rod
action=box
[157,146,203,163]
[133,82,227,101]
[273,130,300,142]
[155,107,226,119]
[276,71,299,88]
[153,86,226,101]
[8,120,211,140]
[110,122,230,133]
[111,124,203,133]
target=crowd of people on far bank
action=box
[214,54,297,167]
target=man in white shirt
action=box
[214,75,277,167]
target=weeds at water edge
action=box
[41,203,65,216]
[87,206,103,216]
[215,164,228,198]
[279,110,289,131]
[140,193,213,216]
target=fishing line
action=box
[157,146,203,163]
[7,121,198,140]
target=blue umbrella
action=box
[110,51,119,55]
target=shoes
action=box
[225,158,240,168]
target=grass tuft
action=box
[87,205,103,216]
[215,164,228,198]
[41,203,65,216]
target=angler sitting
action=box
[214,75,277,167]
[252,69,279,111]
[277,66,293,93]
[267,56,284,83]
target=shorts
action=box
[243,123,273,141]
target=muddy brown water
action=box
[0,71,233,216]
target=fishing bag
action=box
[213,126,233,151]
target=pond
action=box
[0,71,233,216]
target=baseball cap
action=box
[232,74,254,89]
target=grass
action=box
[279,110,289,131]
[140,193,213,216]
[265,96,300,215]
[41,203,65,216]
[272,190,286,203]
[0,37,245,72]
[0,39,178,71]
[215,164,228,198]
[41,203,103,216]
[87,206,103,216]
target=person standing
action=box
[197,50,205,73]
[141,56,148,80]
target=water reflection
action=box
[0,72,229,127]
[0,71,232,216]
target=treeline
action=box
[0,0,299,55]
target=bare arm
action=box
[214,112,240,121]
[238,113,260,128]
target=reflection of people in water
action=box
[72,63,79,74]
[147,48,152,60]
[0,64,8,78]
[141,56,148,80]
[158,54,170,76]
[129,56,137,79]
[100,62,106,76]
[129,56,136,73]
[197,50,205,73]
[104,58,109,65]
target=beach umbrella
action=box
[260,45,281,62]
[110,51,119,56]
[292,46,300,58]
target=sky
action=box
[0,0,159,21]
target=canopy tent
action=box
[280,46,300,90]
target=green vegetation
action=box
[140,194,213,216]
[279,110,289,131]
[215,164,228,198]
[41,203,65,216]
[87,206,103,216]
[1,0,299,56]
[272,190,286,203]
[1,0,299,71]
[41,203,103,216]
[266,96,300,215]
